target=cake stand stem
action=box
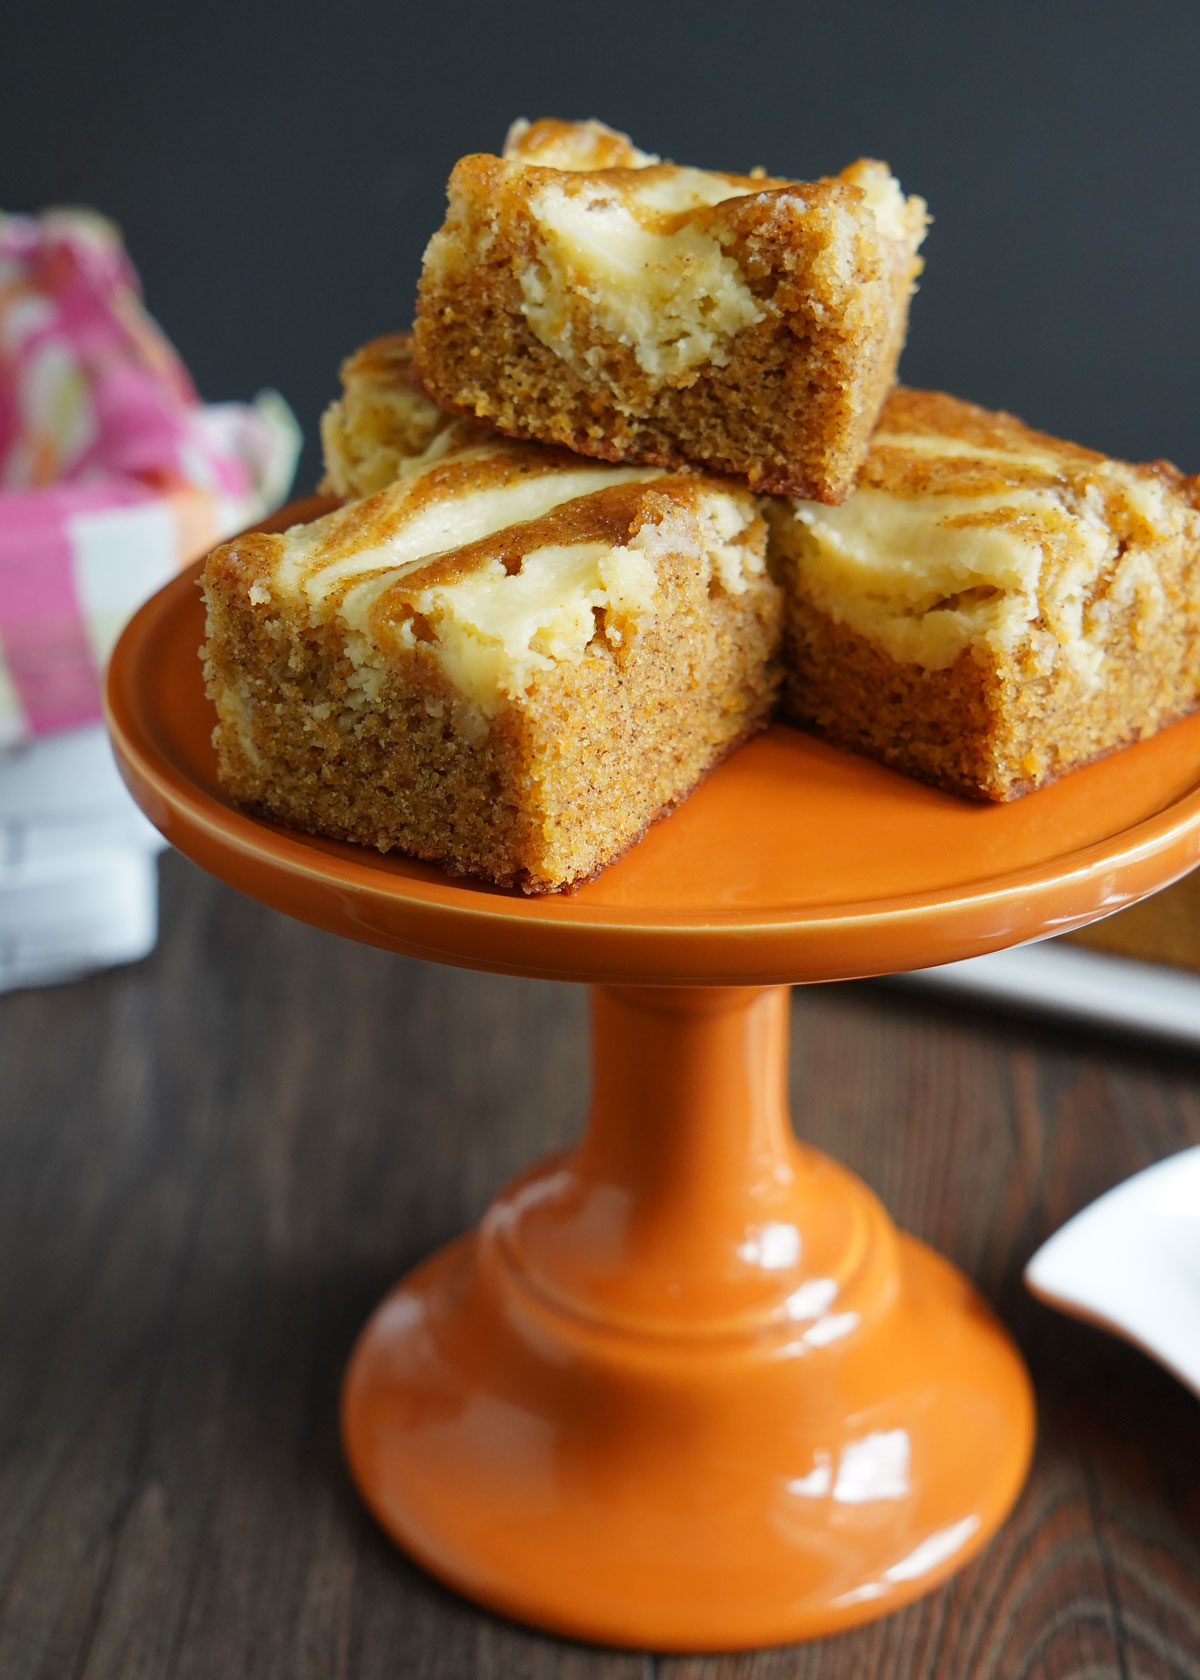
[342,981,1036,1650]
[496,985,888,1335]
[581,985,799,1277]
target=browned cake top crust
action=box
[502,116,659,170]
[212,424,767,716]
[280,447,677,596]
[776,385,1200,677]
[866,388,1199,505]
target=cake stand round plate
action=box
[109,553,1200,988]
[106,517,1200,1651]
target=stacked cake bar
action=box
[414,117,928,500]
[203,118,1200,892]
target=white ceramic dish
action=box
[1025,1146,1200,1398]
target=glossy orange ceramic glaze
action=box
[342,986,1034,1647]
[104,500,1200,1648]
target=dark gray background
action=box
[7,0,1200,491]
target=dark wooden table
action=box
[4,849,1200,1679]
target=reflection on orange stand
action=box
[343,985,1033,1646]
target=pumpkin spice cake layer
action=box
[319,334,460,499]
[413,118,927,502]
[771,389,1200,800]
[204,433,781,893]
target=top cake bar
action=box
[413,119,927,503]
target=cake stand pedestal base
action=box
[343,985,1034,1651]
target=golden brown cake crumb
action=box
[412,119,927,503]
[206,428,781,892]
[319,334,460,497]
[772,388,1200,799]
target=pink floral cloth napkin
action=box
[0,208,299,745]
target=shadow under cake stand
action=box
[107,527,1200,1652]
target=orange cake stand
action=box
[107,504,1200,1652]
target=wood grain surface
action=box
[3,850,1199,1679]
